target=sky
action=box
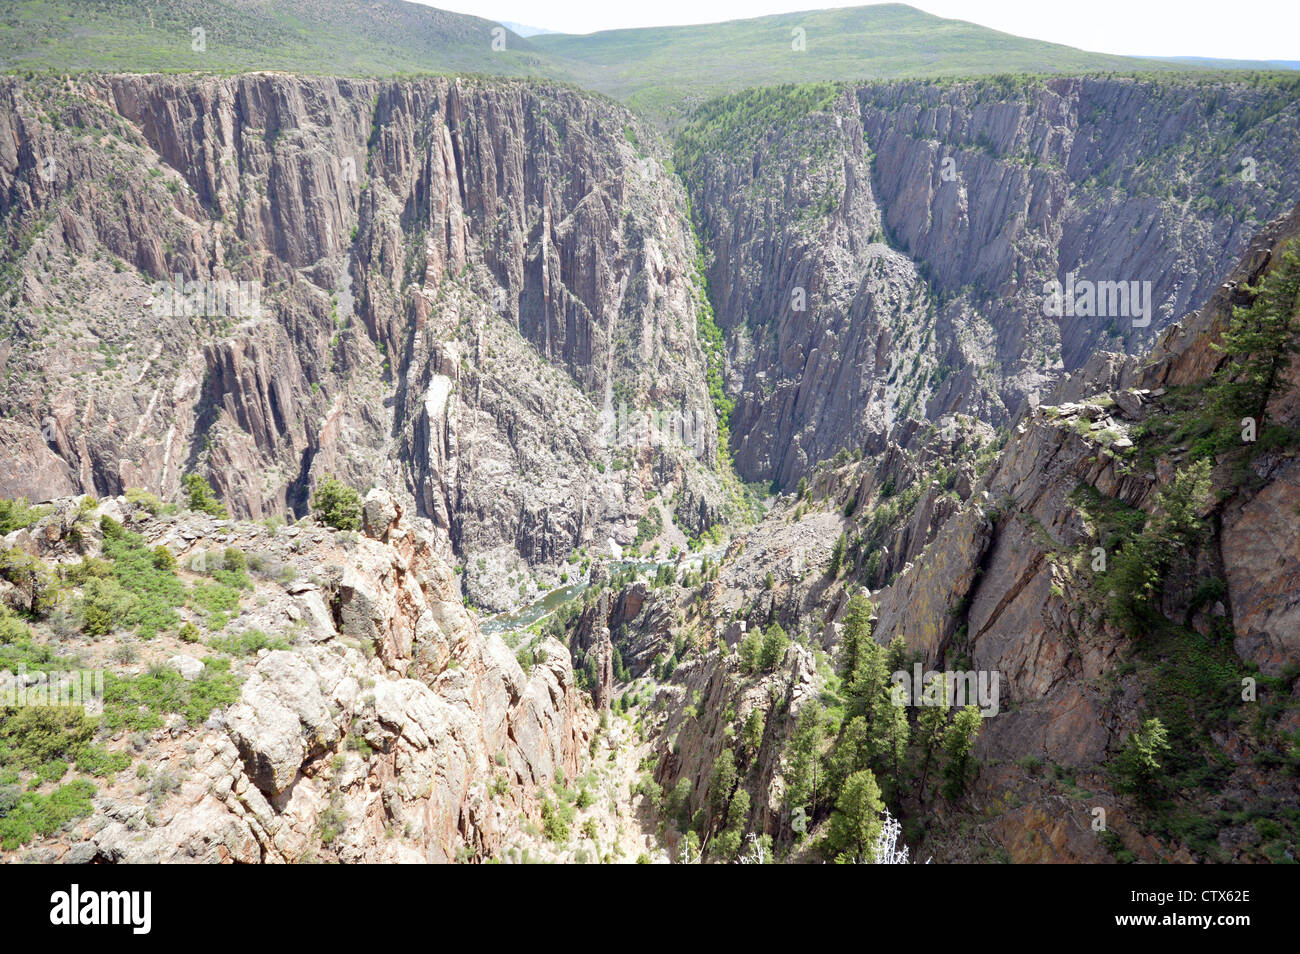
[418,0,1300,61]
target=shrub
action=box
[310,476,362,531]
[0,547,59,617]
[182,474,227,518]
[94,521,185,638]
[0,497,50,534]
[76,577,137,637]
[124,488,164,515]
[101,660,242,732]
[1114,717,1172,803]
[206,628,289,657]
[0,707,96,768]
[0,780,96,850]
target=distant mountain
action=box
[528,3,1188,121]
[1151,56,1300,71]
[3,1,1211,125]
[499,21,559,38]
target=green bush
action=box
[0,608,55,671]
[310,476,362,531]
[124,488,164,515]
[0,707,96,769]
[182,474,227,518]
[0,779,96,850]
[1114,717,1172,803]
[74,745,131,778]
[102,660,242,732]
[0,497,50,534]
[187,580,242,629]
[87,519,185,638]
[75,577,137,637]
[206,628,289,657]
[0,547,59,617]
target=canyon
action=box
[0,16,1298,864]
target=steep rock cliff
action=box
[0,73,729,610]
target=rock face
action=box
[580,203,1300,864]
[863,203,1300,860]
[0,73,727,611]
[78,498,588,863]
[683,77,1300,488]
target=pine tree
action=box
[738,628,763,674]
[182,473,227,518]
[827,715,870,797]
[714,788,750,859]
[741,708,766,761]
[871,691,911,802]
[1210,238,1300,434]
[759,621,789,671]
[784,701,825,821]
[825,769,884,863]
[914,673,950,801]
[837,592,874,681]
[828,532,848,577]
[940,705,983,800]
[708,749,737,831]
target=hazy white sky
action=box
[419,0,1300,60]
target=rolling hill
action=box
[530,4,1185,120]
[2,1,1207,125]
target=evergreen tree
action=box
[847,631,891,722]
[837,593,874,681]
[828,532,848,577]
[1210,239,1300,433]
[759,621,789,671]
[940,705,982,800]
[914,674,950,801]
[708,749,737,830]
[714,789,750,859]
[827,715,870,798]
[741,708,766,761]
[825,769,884,863]
[310,475,363,531]
[738,628,763,674]
[871,691,911,802]
[784,702,825,820]
[182,473,227,518]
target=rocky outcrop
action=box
[20,491,592,864]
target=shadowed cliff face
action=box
[0,73,726,609]
[682,76,1300,489]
